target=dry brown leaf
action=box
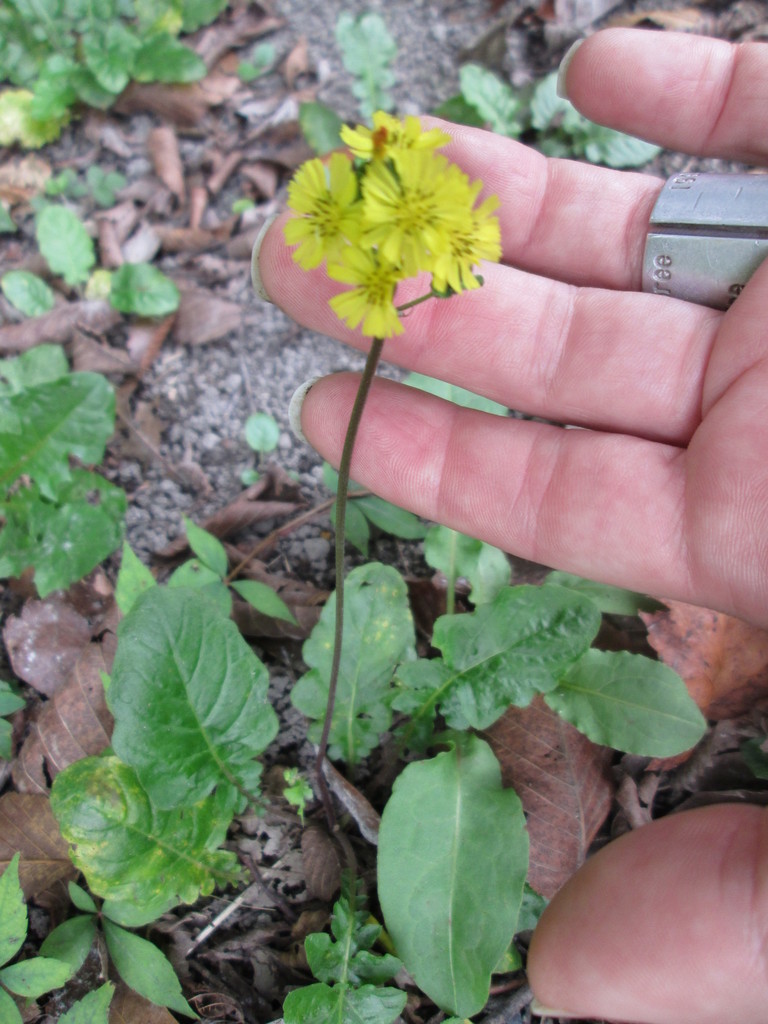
[3,598,92,697]
[188,182,208,231]
[125,315,175,374]
[173,289,241,345]
[16,642,114,792]
[70,330,137,375]
[114,81,209,126]
[641,601,768,719]
[195,11,285,68]
[241,161,279,199]
[485,697,614,898]
[607,6,708,30]
[321,759,381,845]
[0,154,51,204]
[301,826,342,900]
[0,793,76,898]
[110,981,178,1024]
[554,0,622,28]
[207,151,243,195]
[154,222,235,253]
[148,125,186,203]
[282,37,309,89]
[0,299,120,354]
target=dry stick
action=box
[315,336,385,830]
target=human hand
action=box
[255,27,768,1022]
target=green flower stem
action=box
[316,336,385,829]
[396,292,434,314]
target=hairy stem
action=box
[316,336,385,829]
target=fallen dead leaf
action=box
[114,81,209,126]
[242,161,279,199]
[0,154,51,205]
[125,315,175,374]
[188,182,208,231]
[15,642,114,792]
[173,288,241,345]
[70,330,137,376]
[607,6,709,30]
[0,792,76,898]
[554,0,622,28]
[154,221,235,253]
[642,601,768,719]
[4,598,92,697]
[485,697,614,898]
[207,150,244,195]
[195,11,285,68]
[0,300,121,354]
[321,759,381,846]
[110,981,178,1023]
[282,37,309,89]
[148,125,186,204]
[301,826,342,900]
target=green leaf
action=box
[115,542,156,614]
[284,982,406,1024]
[529,72,571,131]
[299,101,343,156]
[181,0,228,32]
[103,920,195,1017]
[0,854,26,967]
[458,64,522,137]
[39,915,96,975]
[545,649,707,756]
[58,982,114,1024]
[404,371,509,416]
[0,373,115,499]
[167,561,232,616]
[581,125,662,168]
[51,754,241,922]
[0,471,126,596]
[237,41,276,81]
[378,735,529,1017]
[109,262,180,316]
[292,563,416,765]
[335,12,397,119]
[0,987,22,1024]
[230,579,297,625]
[0,955,72,997]
[0,88,69,147]
[742,737,768,779]
[183,516,227,577]
[1,271,55,317]
[424,525,510,605]
[86,165,127,208]
[544,571,662,616]
[244,412,280,454]
[68,882,98,914]
[82,23,140,94]
[30,55,79,120]
[338,498,370,556]
[0,344,68,396]
[108,586,278,808]
[0,206,16,233]
[324,463,426,542]
[418,584,602,730]
[432,93,486,128]
[36,205,95,286]
[133,34,206,83]
[0,682,24,761]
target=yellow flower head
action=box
[284,152,360,269]
[283,111,501,337]
[340,111,450,165]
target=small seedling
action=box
[282,767,313,824]
[238,41,276,81]
[241,411,281,484]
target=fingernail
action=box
[251,212,278,303]
[530,997,582,1020]
[288,376,322,444]
[556,39,584,100]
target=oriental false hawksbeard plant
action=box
[285,110,502,336]
[283,112,502,817]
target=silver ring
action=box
[642,172,768,309]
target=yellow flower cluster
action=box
[284,111,501,338]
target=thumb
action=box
[527,804,768,1023]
